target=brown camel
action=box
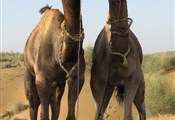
[90,0,146,120]
[23,0,85,120]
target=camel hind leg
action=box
[50,81,66,120]
[91,80,114,120]
[24,69,40,120]
[90,65,114,120]
[35,73,51,120]
[134,71,146,120]
[124,72,142,120]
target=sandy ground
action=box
[0,67,95,120]
[0,67,175,120]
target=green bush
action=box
[143,51,175,115]
[161,51,175,70]
[142,51,175,73]
[84,45,93,69]
[0,52,23,68]
[146,73,175,115]
[142,54,161,73]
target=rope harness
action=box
[61,20,84,42]
[107,18,133,37]
[58,20,84,78]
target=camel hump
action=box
[39,4,52,14]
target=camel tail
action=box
[115,85,125,104]
[39,4,52,14]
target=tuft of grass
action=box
[0,111,14,120]
[0,102,28,120]
[13,102,28,114]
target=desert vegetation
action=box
[142,51,175,73]
[84,45,93,70]
[0,52,23,69]
[0,102,28,120]
[142,51,175,116]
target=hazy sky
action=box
[0,0,174,54]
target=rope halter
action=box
[58,20,85,79]
[107,18,133,37]
[61,20,84,42]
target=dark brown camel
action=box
[90,0,146,120]
[23,0,85,120]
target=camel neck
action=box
[109,0,128,28]
[108,0,130,54]
[60,0,83,66]
[62,0,82,34]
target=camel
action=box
[23,0,85,120]
[90,0,146,120]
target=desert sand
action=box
[0,67,175,120]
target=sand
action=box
[1,67,175,120]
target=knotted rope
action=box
[61,20,84,42]
[109,43,130,67]
[106,0,132,68]
[58,20,84,78]
[107,18,133,36]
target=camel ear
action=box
[39,4,52,14]
[57,12,64,22]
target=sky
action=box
[0,0,174,54]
